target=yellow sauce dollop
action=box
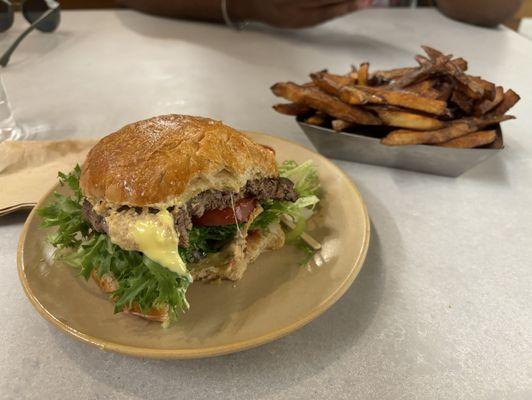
[129,210,190,280]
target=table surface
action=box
[1,9,531,400]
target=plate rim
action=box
[17,131,371,359]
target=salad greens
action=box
[179,224,239,264]
[251,160,320,258]
[38,166,190,320]
[279,160,320,198]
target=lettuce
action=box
[37,165,88,248]
[279,160,320,198]
[179,224,239,263]
[251,159,321,263]
[37,167,190,320]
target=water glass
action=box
[0,74,22,141]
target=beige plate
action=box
[17,132,370,359]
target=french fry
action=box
[331,119,354,132]
[469,76,496,101]
[369,106,447,130]
[348,65,358,81]
[451,57,468,71]
[340,85,449,116]
[371,67,414,84]
[421,46,484,99]
[273,102,313,116]
[473,86,504,116]
[454,80,485,102]
[415,54,430,66]
[438,130,497,148]
[421,45,444,61]
[455,81,484,100]
[271,82,381,125]
[305,114,327,126]
[421,46,467,71]
[405,79,441,99]
[392,54,451,88]
[381,115,513,146]
[445,62,485,100]
[338,86,382,105]
[382,122,471,146]
[371,48,466,86]
[490,89,520,115]
[358,62,369,86]
[451,90,474,114]
[310,70,355,96]
[374,56,466,86]
[433,81,453,101]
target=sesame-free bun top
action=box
[80,115,278,207]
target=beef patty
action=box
[82,177,297,248]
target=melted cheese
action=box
[106,209,191,280]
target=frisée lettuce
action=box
[38,166,190,322]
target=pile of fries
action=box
[271,46,520,148]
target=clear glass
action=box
[0,75,23,141]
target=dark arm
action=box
[118,0,225,22]
[435,0,523,27]
[119,0,360,29]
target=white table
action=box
[1,9,531,400]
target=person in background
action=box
[120,0,523,29]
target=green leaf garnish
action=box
[251,159,321,263]
[37,165,190,320]
[179,224,239,263]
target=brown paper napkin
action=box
[0,139,98,215]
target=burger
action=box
[38,115,320,325]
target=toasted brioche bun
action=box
[91,222,285,323]
[80,114,278,208]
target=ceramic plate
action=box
[17,132,370,359]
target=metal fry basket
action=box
[298,121,503,177]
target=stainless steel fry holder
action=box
[298,121,503,177]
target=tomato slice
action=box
[193,198,257,226]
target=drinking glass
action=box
[0,74,22,141]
